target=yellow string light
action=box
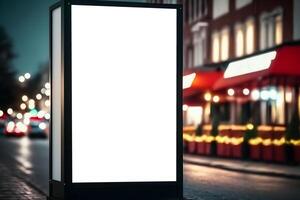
[183,133,300,146]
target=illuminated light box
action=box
[224,51,277,78]
[49,0,182,200]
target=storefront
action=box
[183,43,300,163]
[183,70,223,127]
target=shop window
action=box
[241,102,251,124]
[186,106,203,126]
[275,87,285,125]
[220,102,230,122]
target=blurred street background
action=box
[1,0,300,199]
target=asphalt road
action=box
[1,137,300,200]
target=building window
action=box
[235,0,252,10]
[235,24,244,57]
[193,28,207,67]
[188,48,193,68]
[212,27,229,62]
[220,28,229,61]
[212,32,220,62]
[189,0,193,23]
[212,0,229,19]
[185,0,189,22]
[275,14,283,45]
[164,0,177,3]
[202,0,208,16]
[193,0,197,20]
[245,18,255,54]
[260,8,283,50]
[234,18,255,57]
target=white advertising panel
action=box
[52,6,62,181]
[71,5,177,183]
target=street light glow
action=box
[28,99,35,105]
[213,95,220,103]
[16,113,23,119]
[28,104,35,110]
[24,73,31,79]
[0,110,3,117]
[243,88,250,95]
[19,76,25,83]
[269,89,278,100]
[45,82,51,89]
[23,118,30,125]
[204,92,212,101]
[227,88,235,96]
[182,104,189,111]
[7,108,13,115]
[36,93,42,100]
[45,113,50,120]
[251,89,260,101]
[39,122,47,130]
[41,88,46,94]
[45,100,50,107]
[285,90,292,103]
[28,99,35,110]
[260,90,269,100]
[7,121,15,132]
[20,103,26,110]
[22,95,28,102]
[38,110,45,118]
[45,89,50,96]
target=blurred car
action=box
[27,117,48,138]
[0,113,8,136]
[4,120,28,137]
[0,121,6,136]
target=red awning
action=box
[213,45,300,91]
[183,70,223,105]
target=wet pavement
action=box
[0,162,44,199]
[0,137,48,195]
[184,163,300,200]
[1,137,300,200]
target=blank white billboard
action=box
[71,5,177,183]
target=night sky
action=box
[0,0,145,76]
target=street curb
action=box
[184,158,300,180]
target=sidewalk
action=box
[0,163,45,200]
[184,154,300,179]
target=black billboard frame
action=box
[49,0,183,199]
